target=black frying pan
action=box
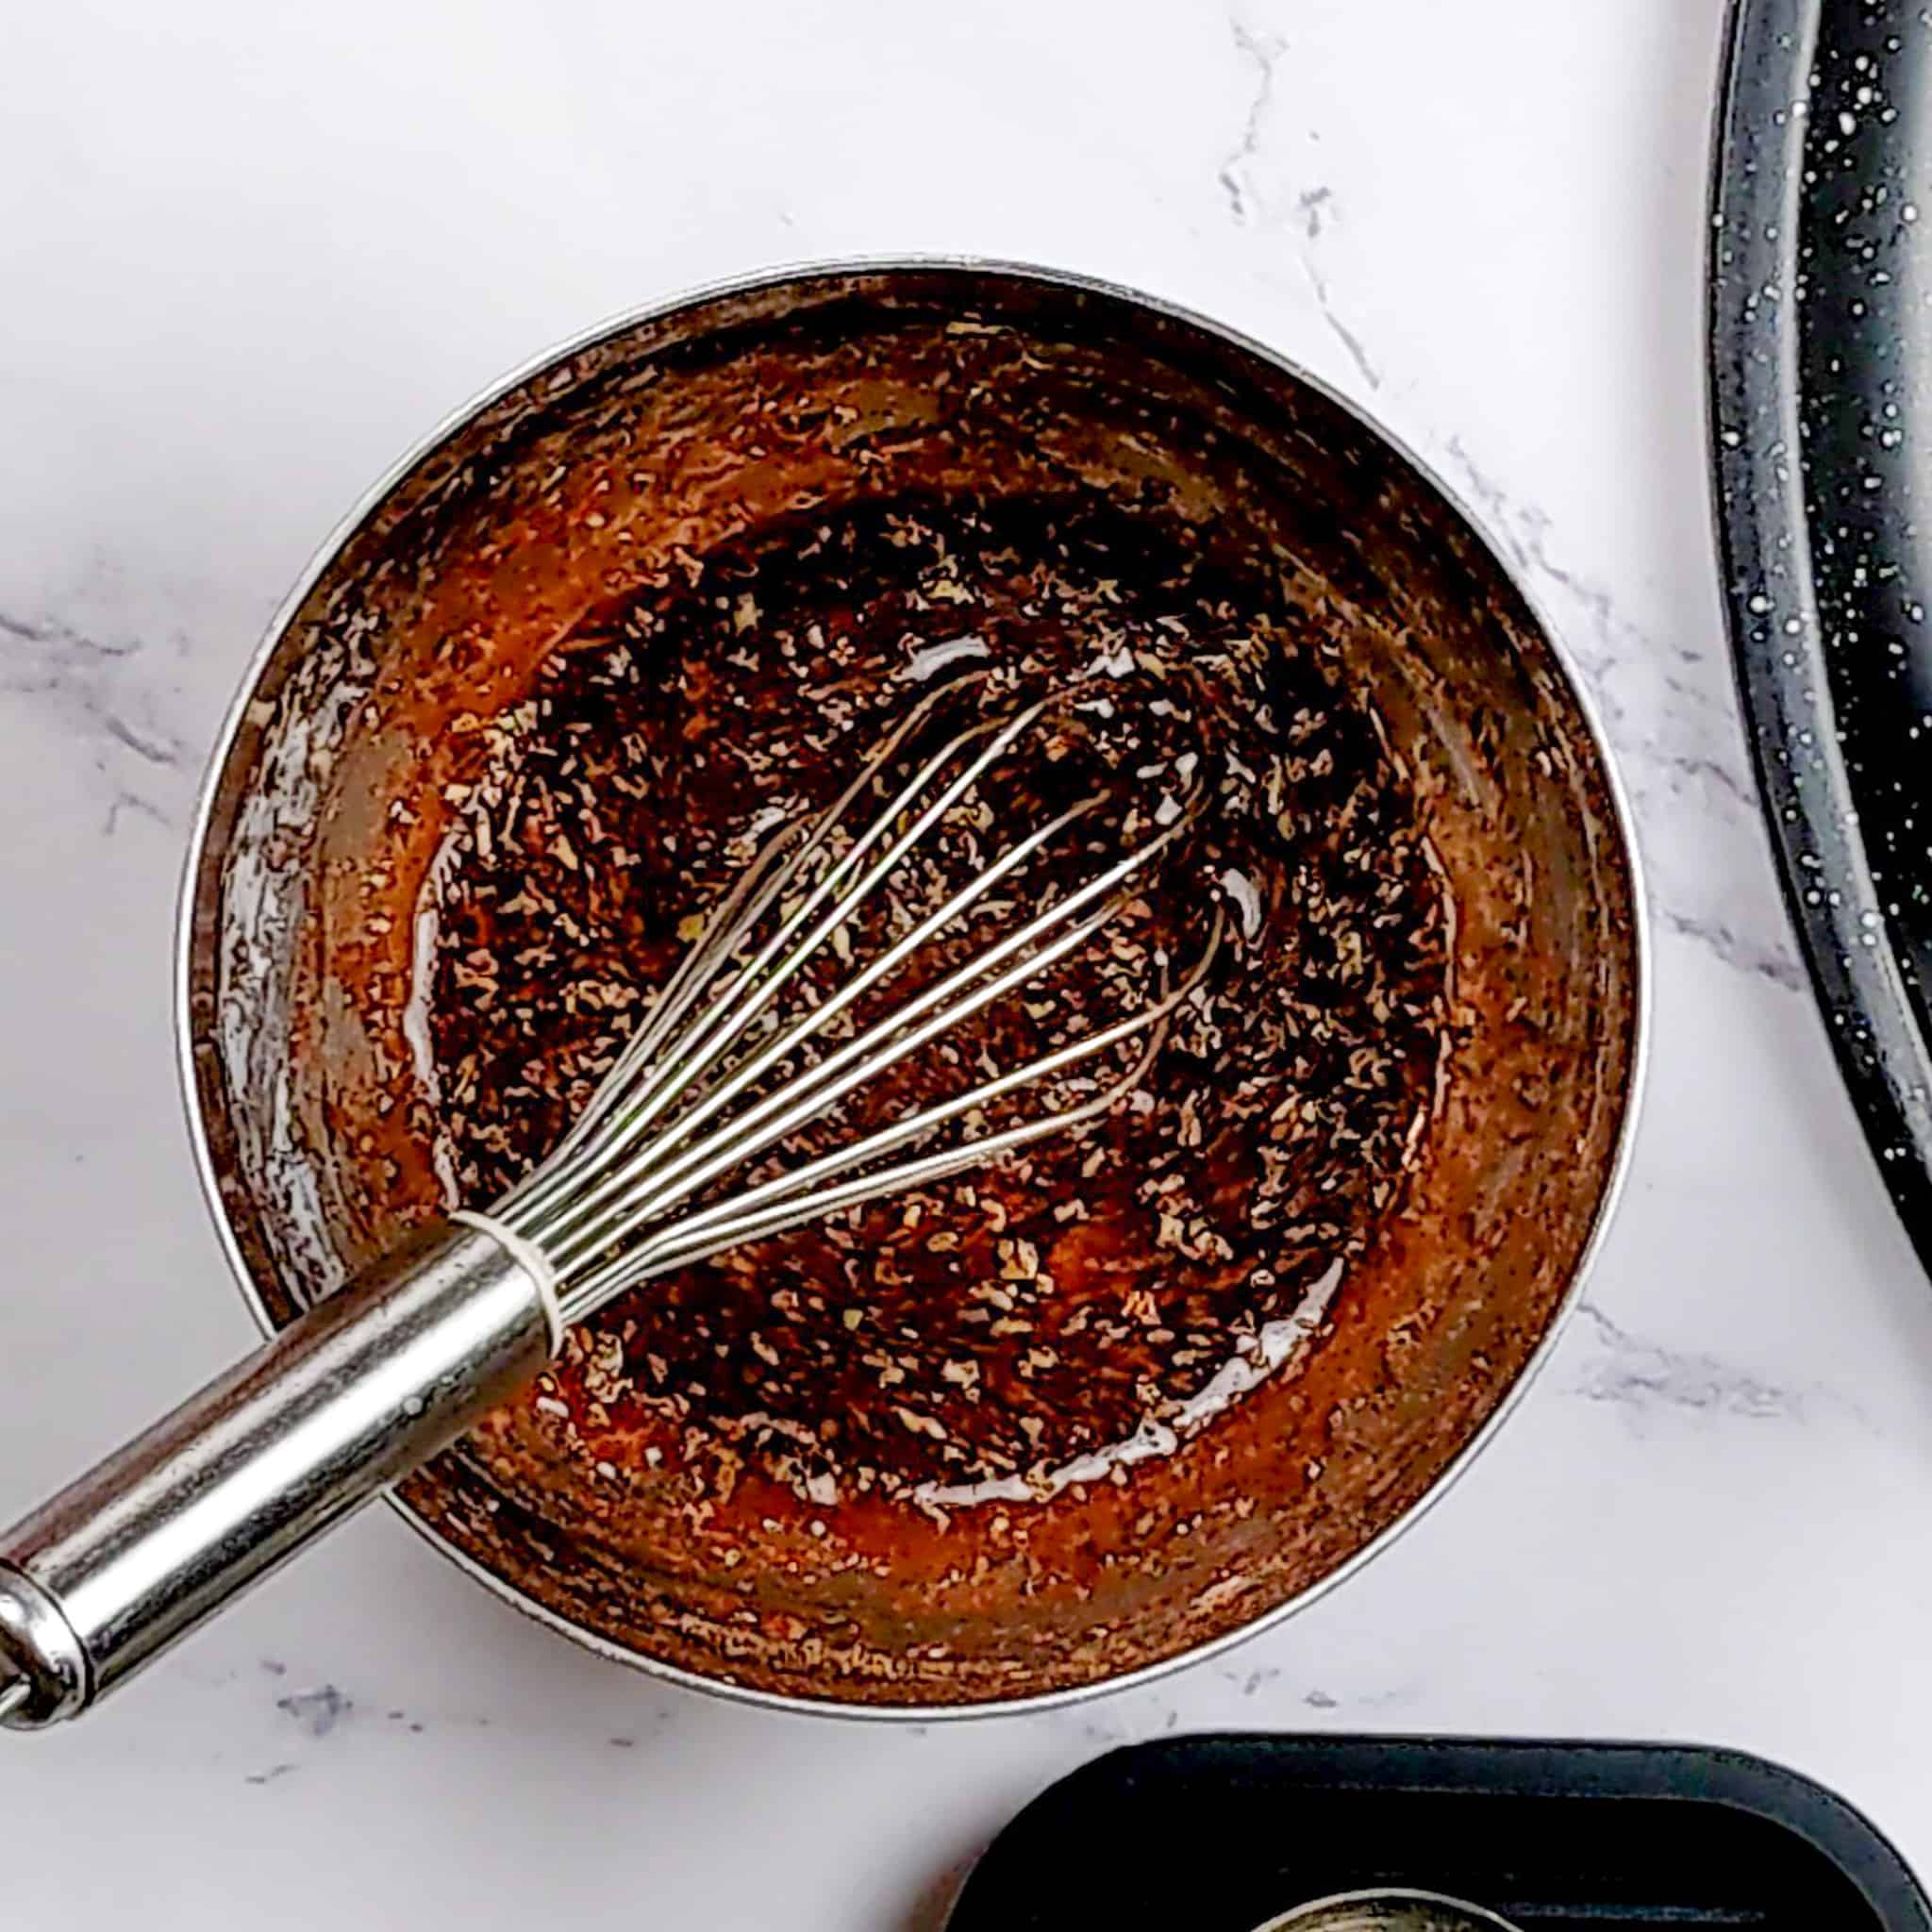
[1711,0,1932,1274]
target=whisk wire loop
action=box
[512,690,1045,1218]
[499,695,1219,1320]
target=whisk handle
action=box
[0,1218,553,1728]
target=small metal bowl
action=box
[1260,1891,1523,1932]
[179,258,1645,1714]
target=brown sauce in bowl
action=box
[422,491,1453,1512]
[195,270,1640,1706]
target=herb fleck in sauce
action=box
[425,494,1452,1508]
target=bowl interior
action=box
[184,266,1640,1708]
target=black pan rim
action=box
[1707,0,1932,1277]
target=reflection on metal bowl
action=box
[180,260,1644,1714]
[1261,1890,1523,1932]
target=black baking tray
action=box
[1710,0,1932,1272]
[945,1735,1929,1929]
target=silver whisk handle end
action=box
[0,1567,86,1729]
[0,1661,30,1725]
[0,1220,554,1730]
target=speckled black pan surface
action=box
[1711,0,1932,1271]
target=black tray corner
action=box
[947,1733,1930,1929]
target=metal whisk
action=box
[0,691,1218,1728]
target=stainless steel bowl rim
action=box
[1257,1886,1524,1931]
[174,253,1652,1723]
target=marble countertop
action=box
[7,1,1932,1924]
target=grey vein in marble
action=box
[1220,18,1379,391]
[1211,1659,1417,1714]
[1568,1301,1820,1424]
[0,604,196,832]
[276,1684,352,1738]
[1656,906,1805,992]
[1291,184,1379,391]
[1437,441,1804,993]
[1218,18,1283,224]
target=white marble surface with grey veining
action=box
[6,3,1932,1925]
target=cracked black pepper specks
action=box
[425,491,1453,1509]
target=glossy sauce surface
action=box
[423,493,1453,1509]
